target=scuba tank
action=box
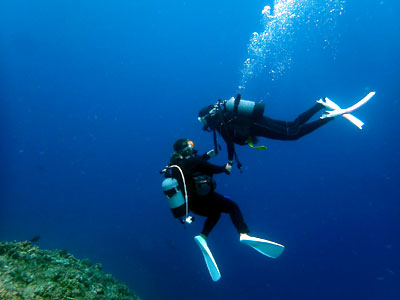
[162,177,186,218]
[161,165,193,224]
[225,94,265,120]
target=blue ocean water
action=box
[1,0,399,299]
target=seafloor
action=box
[0,241,141,300]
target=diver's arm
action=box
[201,149,216,161]
[226,140,235,163]
[197,159,230,175]
[219,126,235,162]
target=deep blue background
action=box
[1,1,399,299]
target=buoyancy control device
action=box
[193,172,216,196]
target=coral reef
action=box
[0,241,141,300]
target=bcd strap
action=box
[233,94,241,115]
[213,129,219,154]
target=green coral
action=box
[0,241,141,300]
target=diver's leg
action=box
[213,193,250,234]
[252,108,332,140]
[190,197,221,237]
[287,118,333,139]
[252,116,291,139]
[201,213,221,237]
[288,103,324,127]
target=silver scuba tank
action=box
[225,96,265,119]
[162,177,186,218]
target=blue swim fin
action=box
[240,234,285,258]
[194,235,221,281]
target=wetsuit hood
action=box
[199,105,215,118]
[199,105,217,131]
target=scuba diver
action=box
[161,138,285,281]
[198,92,375,169]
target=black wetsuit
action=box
[208,103,333,162]
[172,153,249,237]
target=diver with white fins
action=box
[161,139,284,282]
[198,91,376,169]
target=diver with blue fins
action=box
[161,139,284,281]
[198,92,375,169]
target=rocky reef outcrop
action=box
[0,241,140,300]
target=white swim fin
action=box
[318,91,375,129]
[194,235,221,281]
[240,234,285,258]
[343,91,375,113]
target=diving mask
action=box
[180,140,195,157]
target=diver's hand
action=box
[206,149,217,157]
[225,162,233,174]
